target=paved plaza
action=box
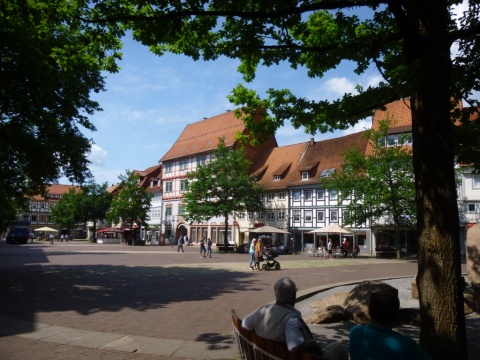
[0,241,475,359]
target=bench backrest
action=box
[231,309,315,360]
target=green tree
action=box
[76,182,113,242]
[107,171,152,245]
[0,0,122,226]
[50,188,78,234]
[49,182,112,241]
[323,120,416,259]
[183,139,264,252]
[77,1,480,356]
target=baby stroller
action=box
[259,249,281,270]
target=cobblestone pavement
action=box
[0,241,466,359]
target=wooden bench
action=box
[231,309,315,360]
[375,248,397,258]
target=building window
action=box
[267,212,275,221]
[180,179,188,192]
[278,192,286,200]
[197,156,206,166]
[293,190,301,201]
[304,190,312,201]
[379,132,413,147]
[305,210,312,222]
[31,215,38,222]
[164,163,173,173]
[257,212,265,220]
[267,193,275,201]
[330,190,338,200]
[301,171,309,180]
[274,175,281,181]
[165,207,172,217]
[248,212,254,220]
[238,212,245,220]
[165,181,173,193]
[317,211,324,221]
[467,203,477,213]
[473,175,480,189]
[179,159,188,170]
[293,210,301,222]
[330,210,338,222]
[317,189,324,200]
[278,211,285,221]
[178,205,185,215]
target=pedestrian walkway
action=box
[0,242,474,359]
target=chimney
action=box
[310,138,315,146]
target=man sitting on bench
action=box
[242,277,348,360]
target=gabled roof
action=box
[289,132,369,186]
[373,98,412,131]
[160,111,248,162]
[131,165,162,193]
[30,184,80,201]
[250,143,308,191]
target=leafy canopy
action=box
[50,188,79,232]
[0,0,122,225]
[183,138,264,223]
[107,171,153,230]
[50,182,112,235]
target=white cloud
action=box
[342,119,371,135]
[89,144,107,169]
[323,77,356,96]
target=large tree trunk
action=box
[403,1,467,358]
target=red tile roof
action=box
[288,132,369,186]
[250,143,308,191]
[160,111,248,162]
[373,98,412,131]
[31,184,80,200]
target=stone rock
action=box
[310,292,349,309]
[411,276,419,299]
[343,280,399,324]
[464,285,478,314]
[466,223,480,301]
[304,305,349,324]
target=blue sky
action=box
[79,35,376,186]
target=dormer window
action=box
[150,179,154,187]
[320,168,336,177]
[301,171,309,180]
[274,175,281,181]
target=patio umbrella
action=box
[248,225,290,234]
[306,224,354,234]
[307,224,355,248]
[35,226,58,232]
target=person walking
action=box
[254,238,263,271]
[49,234,54,245]
[177,236,185,252]
[326,238,333,260]
[199,237,207,257]
[248,238,257,270]
[206,237,213,258]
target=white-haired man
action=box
[242,277,347,359]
